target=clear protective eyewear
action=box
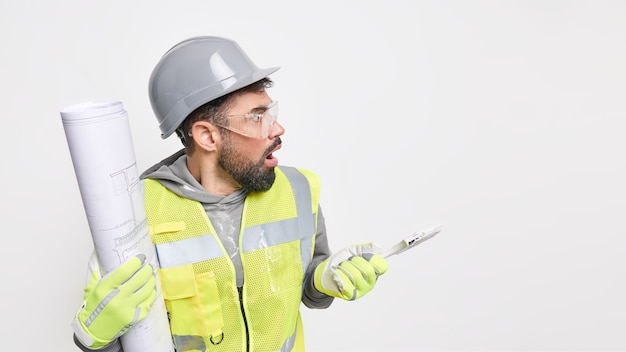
[213,101,279,139]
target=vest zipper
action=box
[238,286,250,352]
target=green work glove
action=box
[314,243,388,301]
[72,254,157,349]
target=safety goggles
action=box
[213,101,279,139]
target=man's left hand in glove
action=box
[314,243,388,301]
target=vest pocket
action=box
[158,265,224,340]
[159,264,203,336]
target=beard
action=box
[217,136,281,193]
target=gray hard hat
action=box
[149,36,280,139]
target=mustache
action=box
[264,137,282,156]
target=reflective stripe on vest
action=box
[156,234,224,269]
[282,166,315,271]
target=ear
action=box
[190,121,221,152]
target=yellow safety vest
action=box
[144,166,320,352]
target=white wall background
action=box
[1,0,624,351]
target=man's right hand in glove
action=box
[72,254,157,349]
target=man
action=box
[72,36,388,352]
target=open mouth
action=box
[264,142,281,167]
[266,141,282,158]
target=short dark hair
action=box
[176,77,273,153]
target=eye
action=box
[245,113,263,122]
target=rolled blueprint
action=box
[60,101,174,352]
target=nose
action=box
[268,121,285,139]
